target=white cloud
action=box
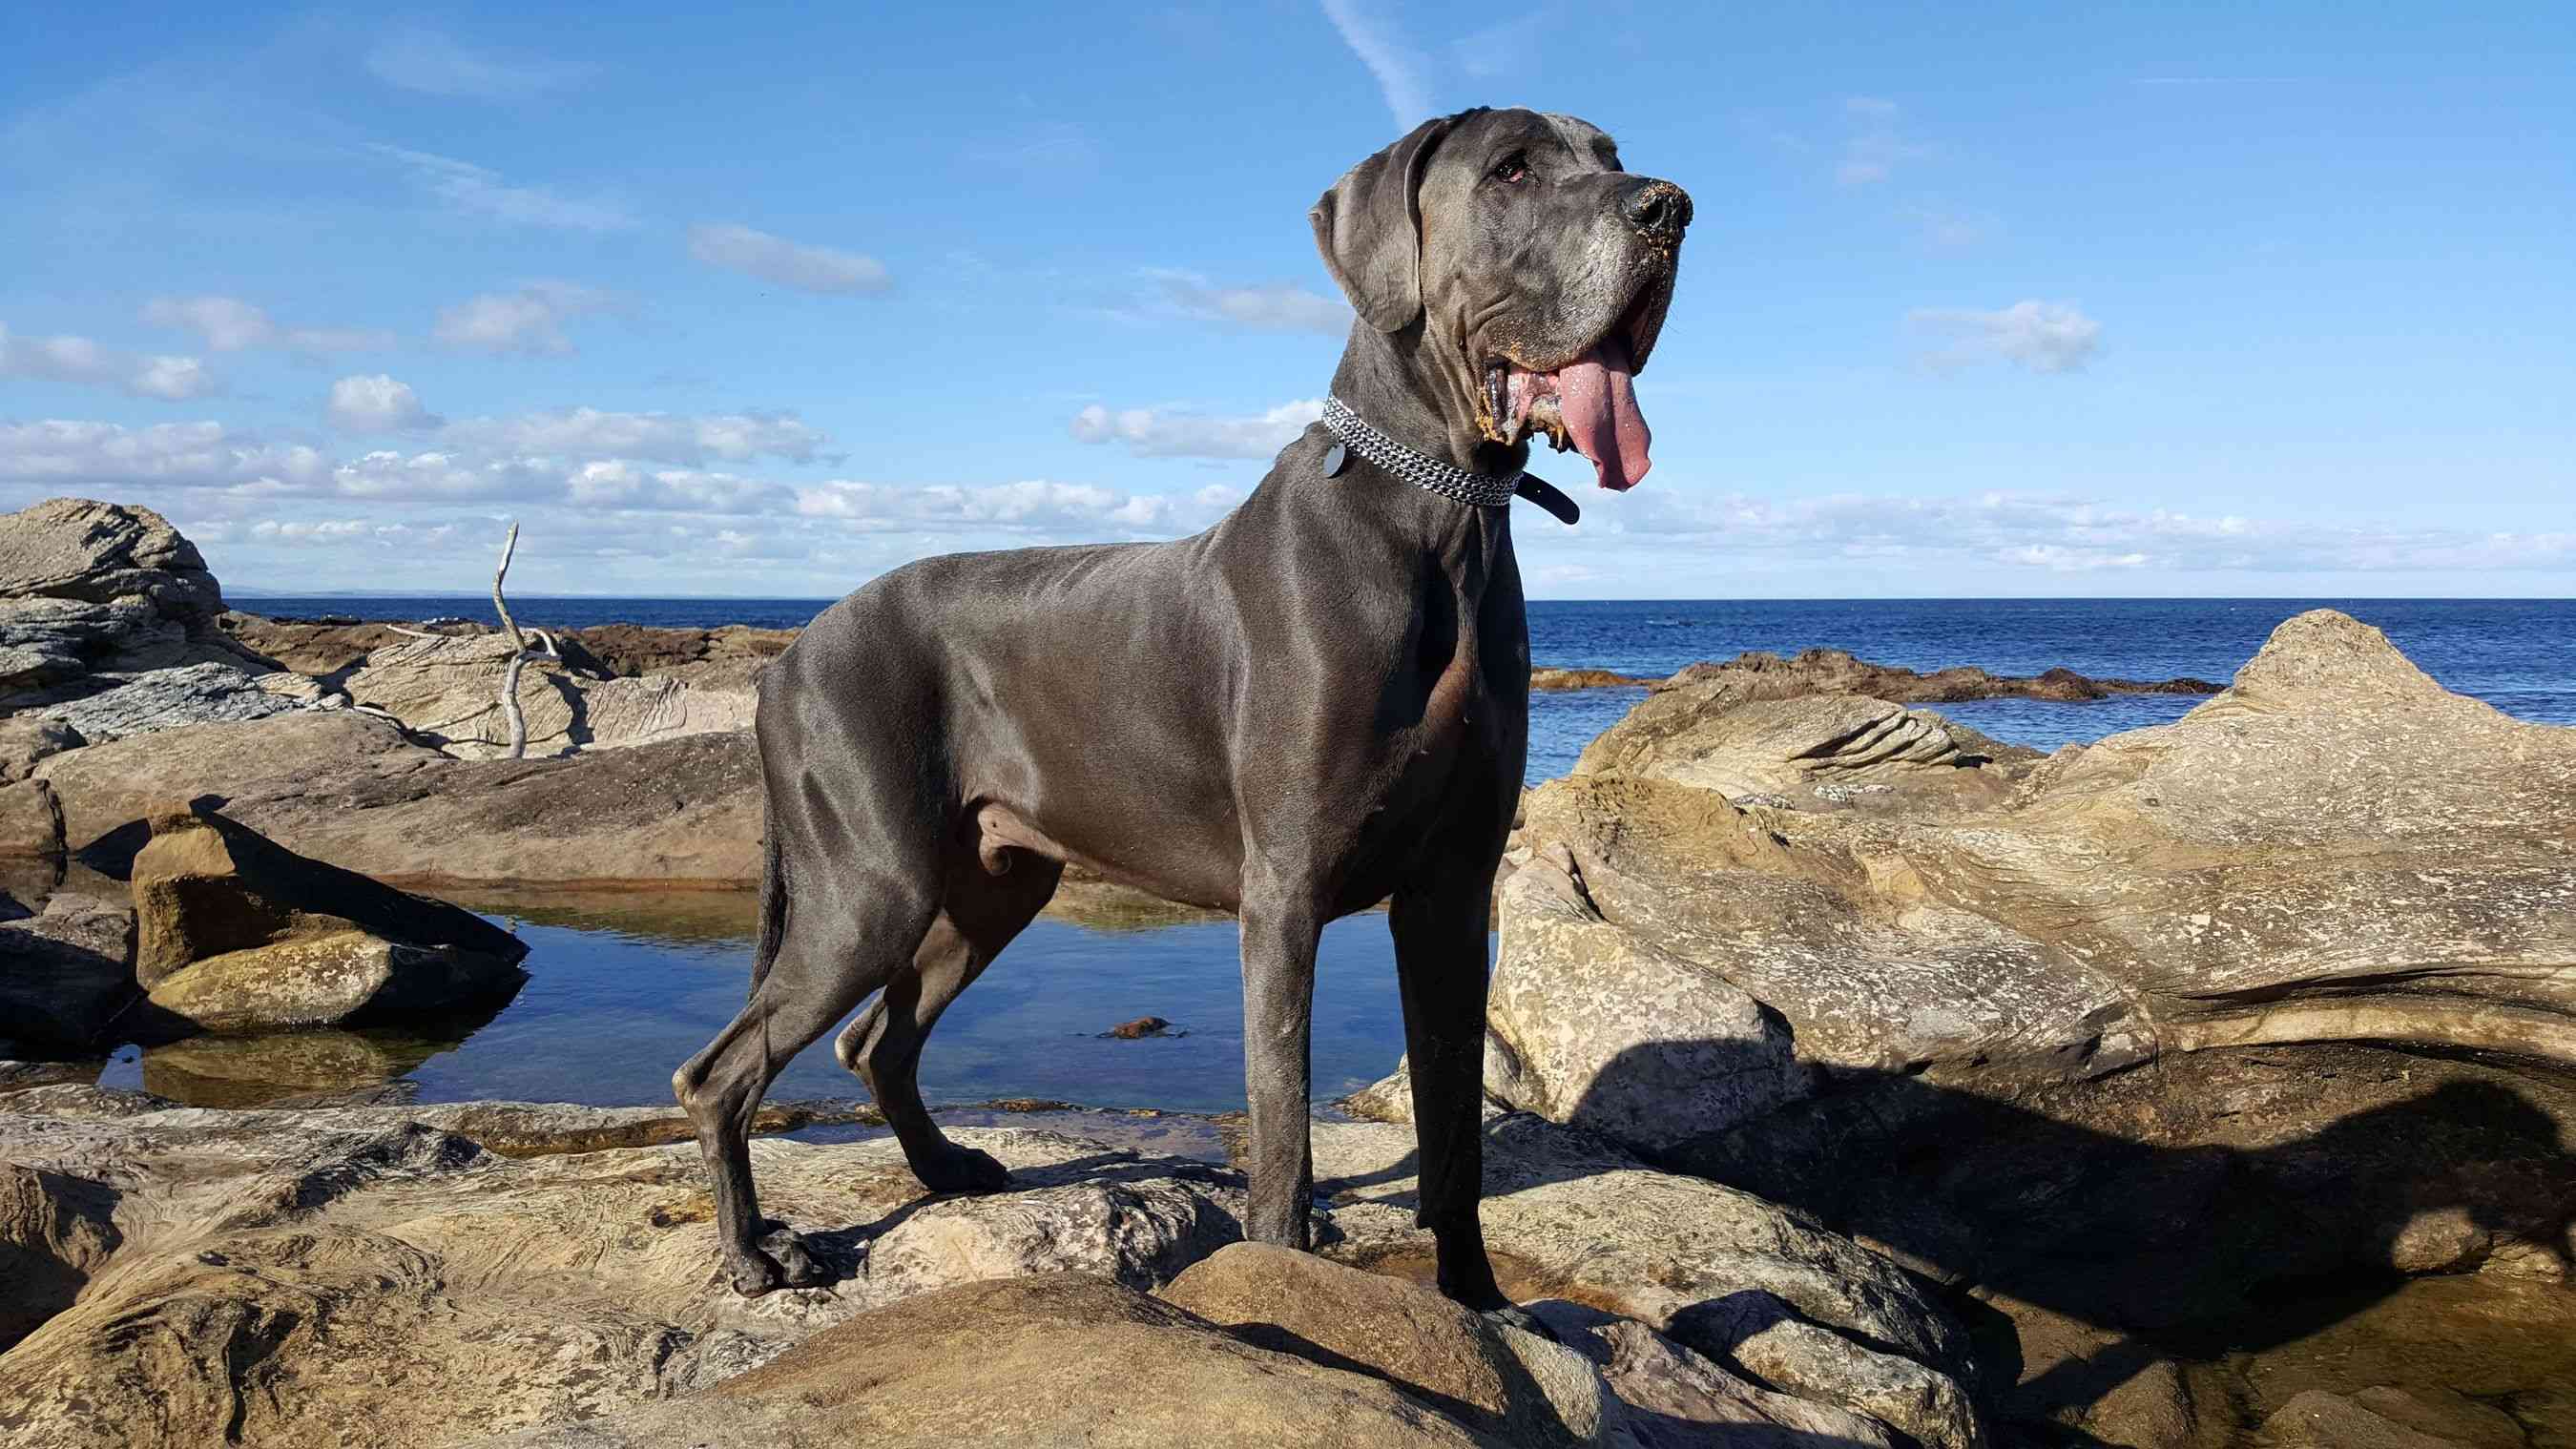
[436,407,827,465]
[1070,399,1322,460]
[0,419,329,489]
[373,145,634,232]
[432,281,618,355]
[142,295,393,355]
[1320,0,1432,132]
[327,374,439,432]
[1908,300,2104,374]
[1901,207,1995,249]
[1149,271,1349,334]
[0,323,220,401]
[364,26,592,100]
[687,223,890,296]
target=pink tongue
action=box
[1554,335,1651,490]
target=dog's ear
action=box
[1310,113,1459,334]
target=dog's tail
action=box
[745,824,788,995]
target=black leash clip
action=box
[1514,474,1581,527]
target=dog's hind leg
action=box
[675,861,939,1296]
[837,845,1062,1192]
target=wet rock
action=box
[1653,648,2220,703]
[136,1028,456,1107]
[0,892,136,1047]
[1163,1241,1610,1448]
[1105,1014,1174,1038]
[556,621,796,690]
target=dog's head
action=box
[1313,107,1690,491]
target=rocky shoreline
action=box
[7,497,2575,1447]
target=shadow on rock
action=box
[1561,1037,2576,1438]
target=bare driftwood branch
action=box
[490,521,561,759]
[384,624,449,640]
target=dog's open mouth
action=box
[1485,278,1671,492]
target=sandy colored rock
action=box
[1527,1300,1901,1447]
[1163,1242,1609,1448]
[2259,1388,2477,1448]
[35,713,762,885]
[1530,667,1653,691]
[0,498,220,620]
[481,1274,1504,1449]
[1311,1113,1982,1447]
[0,777,62,858]
[0,1162,121,1352]
[1574,691,2036,812]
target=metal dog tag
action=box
[1320,442,1350,478]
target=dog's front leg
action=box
[1389,864,1510,1313]
[1237,891,1320,1248]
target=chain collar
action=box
[1321,397,1521,508]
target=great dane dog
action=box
[676,106,1689,1325]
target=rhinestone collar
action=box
[1321,397,1522,508]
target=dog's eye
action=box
[1489,153,1529,184]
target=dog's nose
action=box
[1620,179,1692,239]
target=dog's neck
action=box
[1329,320,1531,480]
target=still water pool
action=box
[96,891,1439,1112]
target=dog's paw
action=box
[913,1144,1010,1195]
[724,1226,832,1295]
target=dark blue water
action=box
[248,595,2576,779]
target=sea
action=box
[242,595,2576,781]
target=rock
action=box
[0,498,220,620]
[0,1092,1974,1449]
[2259,1388,2477,1448]
[216,611,464,678]
[0,1162,122,1352]
[0,892,137,1047]
[333,631,758,759]
[1652,648,2220,704]
[137,1028,461,1107]
[0,715,81,782]
[1530,667,1654,691]
[1312,1113,1982,1447]
[479,1274,1501,1449]
[558,621,796,690]
[0,776,63,857]
[1573,691,2037,813]
[1984,1291,2199,1446]
[1106,1014,1173,1038]
[1480,845,1810,1153]
[1491,614,2576,1326]
[0,500,302,739]
[1527,1300,1902,1447]
[128,804,528,1031]
[35,713,762,885]
[1163,1242,1610,1449]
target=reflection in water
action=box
[97,889,1420,1115]
[140,1027,462,1107]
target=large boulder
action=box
[128,804,528,1031]
[1467,608,2576,1355]
[0,1091,1974,1449]
[0,499,298,738]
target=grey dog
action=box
[675,106,1689,1324]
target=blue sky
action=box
[2,3,2569,598]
